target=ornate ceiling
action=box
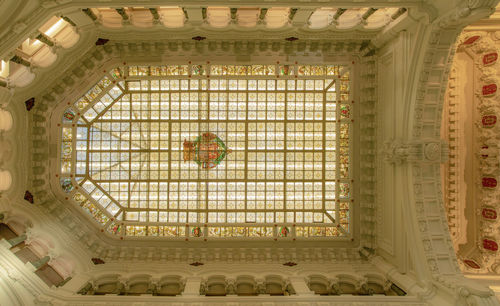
[0,0,500,305]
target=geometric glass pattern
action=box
[59,64,352,239]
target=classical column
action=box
[288,276,314,296]
[182,277,202,296]
[31,255,50,269]
[6,234,26,247]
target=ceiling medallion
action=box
[183,132,231,169]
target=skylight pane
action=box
[58,64,352,239]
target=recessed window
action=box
[58,64,352,239]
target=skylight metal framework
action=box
[58,64,352,240]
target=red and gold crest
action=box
[482,115,497,127]
[483,239,498,251]
[482,177,497,188]
[482,84,497,96]
[483,52,498,66]
[482,208,497,220]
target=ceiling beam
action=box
[333,9,347,20]
[36,32,55,47]
[61,16,77,27]
[362,8,378,20]
[391,8,407,20]
[10,55,30,67]
[115,8,129,21]
[259,8,268,22]
[149,8,160,21]
[82,8,98,22]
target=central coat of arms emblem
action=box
[183,132,231,169]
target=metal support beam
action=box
[333,8,347,20]
[149,8,160,20]
[391,8,407,20]
[31,255,50,269]
[10,55,30,67]
[230,8,238,23]
[82,8,97,21]
[115,8,129,21]
[259,8,268,22]
[36,33,54,47]
[6,234,27,247]
[362,8,378,20]
[202,8,207,20]
[57,276,73,287]
[61,16,76,27]
[289,8,298,21]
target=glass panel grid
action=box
[58,64,352,239]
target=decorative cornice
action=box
[0,1,430,62]
[13,37,374,263]
[382,139,449,164]
[359,56,377,249]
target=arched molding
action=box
[2,213,32,235]
[391,0,500,304]
[443,29,500,274]
[7,64,35,88]
[0,209,83,284]
[1,98,28,203]
[0,204,91,277]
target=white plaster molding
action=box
[0,170,12,191]
[382,139,449,164]
[0,108,13,131]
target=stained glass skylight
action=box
[58,64,352,239]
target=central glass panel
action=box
[58,64,352,239]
